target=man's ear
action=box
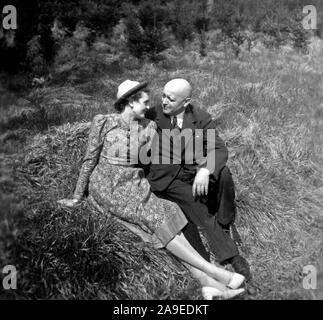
[183,97,191,107]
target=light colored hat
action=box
[115,80,148,107]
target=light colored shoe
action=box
[202,286,245,300]
[227,272,245,289]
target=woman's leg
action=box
[166,232,244,286]
[182,262,226,290]
[183,262,245,300]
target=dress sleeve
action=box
[73,114,107,200]
[146,119,157,132]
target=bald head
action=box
[164,78,192,100]
[162,79,192,115]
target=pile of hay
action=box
[3,122,199,300]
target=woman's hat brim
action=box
[114,81,148,107]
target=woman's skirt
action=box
[88,161,187,248]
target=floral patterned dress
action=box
[73,113,188,248]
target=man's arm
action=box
[199,114,228,180]
[193,110,228,197]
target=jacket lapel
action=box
[154,105,197,158]
[181,105,196,153]
[155,105,172,140]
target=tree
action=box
[124,1,169,61]
[170,0,195,48]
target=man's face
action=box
[162,86,188,116]
[131,92,150,120]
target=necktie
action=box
[171,116,178,129]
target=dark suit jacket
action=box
[145,104,228,192]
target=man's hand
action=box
[192,168,210,197]
[57,198,81,208]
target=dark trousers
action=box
[155,166,239,263]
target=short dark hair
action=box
[114,89,150,113]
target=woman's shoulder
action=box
[92,113,119,129]
[92,114,106,123]
[141,118,157,130]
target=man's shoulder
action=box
[188,104,212,125]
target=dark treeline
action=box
[0,0,322,75]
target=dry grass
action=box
[1,37,322,300]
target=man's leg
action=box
[206,166,253,283]
[155,189,211,262]
[206,166,236,228]
[172,166,255,291]
[156,177,239,263]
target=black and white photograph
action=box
[0,0,322,302]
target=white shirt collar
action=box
[170,110,185,129]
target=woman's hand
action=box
[57,198,81,208]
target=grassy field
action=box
[0,38,322,300]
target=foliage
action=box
[209,0,317,55]
[1,0,323,73]
[123,1,169,61]
[169,0,197,48]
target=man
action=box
[145,78,254,289]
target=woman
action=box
[58,80,245,299]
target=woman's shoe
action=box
[202,286,245,300]
[227,272,245,289]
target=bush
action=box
[210,0,313,54]
[169,0,196,48]
[52,24,122,85]
[26,35,48,76]
[123,1,169,61]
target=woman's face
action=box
[130,92,150,120]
